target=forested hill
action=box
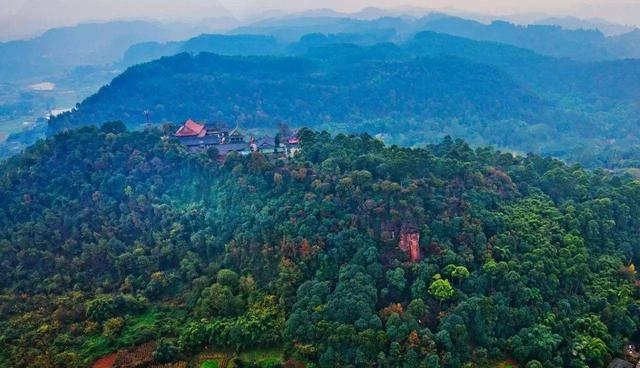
[49,51,542,133]
[1,125,640,367]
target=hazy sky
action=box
[2,0,640,40]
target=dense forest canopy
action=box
[1,124,640,367]
[50,51,541,131]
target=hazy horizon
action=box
[1,0,640,41]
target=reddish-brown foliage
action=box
[114,341,156,368]
[407,330,420,348]
[380,303,404,321]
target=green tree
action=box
[196,283,243,318]
[429,278,455,306]
[153,339,178,363]
[386,267,407,296]
[450,266,470,286]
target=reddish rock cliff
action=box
[399,231,421,262]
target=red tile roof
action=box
[175,119,205,137]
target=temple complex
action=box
[173,119,299,158]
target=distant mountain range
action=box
[535,16,636,36]
[231,14,640,61]
[0,0,235,41]
[0,19,237,82]
[114,13,640,71]
[120,34,286,67]
[3,10,639,85]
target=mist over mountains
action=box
[3,8,639,85]
[3,0,640,41]
[0,0,233,41]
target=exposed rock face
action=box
[399,231,421,262]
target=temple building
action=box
[251,136,276,154]
[175,119,205,138]
[173,119,299,158]
[286,134,301,157]
[228,125,245,144]
[174,119,224,151]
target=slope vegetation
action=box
[1,126,639,367]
